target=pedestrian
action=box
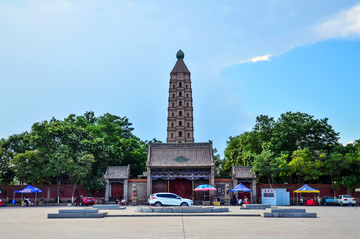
[238,197,243,206]
[24,197,30,207]
[243,196,249,204]
[232,194,237,206]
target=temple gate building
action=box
[147,50,215,203]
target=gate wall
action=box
[152,179,168,193]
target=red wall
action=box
[0,185,105,203]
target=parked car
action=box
[321,196,335,206]
[148,193,194,207]
[334,195,356,206]
[0,199,2,206]
[75,196,95,206]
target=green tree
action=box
[271,112,339,156]
[287,148,323,183]
[11,150,48,184]
[251,143,282,186]
[0,133,31,184]
[72,111,147,190]
[340,152,360,194]
[223,133,258,175]
[213,148,227,178]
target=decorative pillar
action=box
[105,180,110,202]
[211,166,215,201]
[124,179,128,202]
[147,167,151,196]
[252,179,257,204]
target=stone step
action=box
[59,209,99,214]
[136,207,229,213]
[242,204,271,208]
[240,204,271,210]
[262,212,317,218]
[48,212,107,218]
[271,209,306,213]
[92,205,126,210]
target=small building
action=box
[232,166,257,203]
[261,188,290,206]
[104,165,130,202]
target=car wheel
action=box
[180,202,188,206]
[154,202,162,207]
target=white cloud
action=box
[239,54,272,64]
[314,3,360,39]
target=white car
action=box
[334,195,356,206]
[148,193,194,207]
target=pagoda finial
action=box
[176,50,184,60]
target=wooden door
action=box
[170,178,192,199]
[111,183,123,197]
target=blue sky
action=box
[1,1,360,157]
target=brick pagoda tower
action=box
[166,50,194,143]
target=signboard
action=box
[216,185,225,197]
[262,189,276,198]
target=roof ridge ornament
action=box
[176,49,184,60]
[173,156,190,163]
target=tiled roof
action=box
[171,59,190,74]
[104,166,130,179]
[232,166,256,179]
[147,142,214,167]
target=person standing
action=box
[232,194,237,206]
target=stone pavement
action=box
[1,205,360,238]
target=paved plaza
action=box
[1,205,359,238]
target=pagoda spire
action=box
[167,50,194,143]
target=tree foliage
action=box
[223,111,360,190]
[2,111,147,197]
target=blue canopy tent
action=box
[230,183,252,203]
[13,185,44,207]
[230,183,252,192]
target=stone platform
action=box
[48,208,107,219]
[136,206,229,213]
[262,208,317,218]
[92,205,126,210]
[240,204,271,210]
